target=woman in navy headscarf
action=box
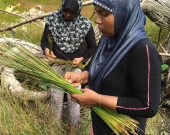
[64,0,161,134]
[41,0,96,134]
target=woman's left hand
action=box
[71,88,99,108]
[72,57,84,67]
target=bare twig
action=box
[0,9,44,30]
[82,0,93,6]
[0,9,24,18]
[159,44,168,54]
[159,53,170,57]
[0,12,50,32]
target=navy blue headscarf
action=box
[89,0,148,93]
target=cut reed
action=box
[47,58,86,70]
[0,39,140,135]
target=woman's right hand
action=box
[44,48,56,61]
[71,88,100,108]
[64,71,89,87]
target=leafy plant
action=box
[162,64,169,72]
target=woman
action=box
[41,0,96,134]
[64,0,161,135]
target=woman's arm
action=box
[72,89,118,109]
[116,41,161,118]
[41,24,56,61]
[72,26,97,66]
[82,26,97,61]
[41,24,50,51]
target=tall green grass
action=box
[0,83,91,135]
[0,81,66,134]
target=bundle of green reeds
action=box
[48,58,86,70]
[0,40,140,135]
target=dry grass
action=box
[145,108,170,135]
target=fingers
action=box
[72,64,78,67]
[70,93,79,103]
[44,48,56,58]
[71,97,90,108]
[45,55,56,62]
[72,60,79,67]
[45,49,56,62]
[46,53,56,58]
[72,57,84,67]
[70,91,93,109]
[72,83,81,87]
[64,72,81,86]
[64,72,72,82]
[71,97,77,103]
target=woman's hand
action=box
[72,57,84,67]
[44,48,56,61]
[64,71,89,86]
[71,88,100,108]
[72,88,118,110]
[64,72,83,87]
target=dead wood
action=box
[141,0,170,30]
[0,9,44,30]
[0,37,50,100]
[164,32,170,53]
[0,0,93,32]
[1,67,50,100]
[0,13,49,32]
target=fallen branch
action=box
[0,0,93,32]
[159,43,168,54]
[0,9,44,29]
[82,0,93,6]
[0,9,24,18]
[141,0,170,30]
[0,13,49,32]
[159,53,170,57]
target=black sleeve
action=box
[116,40,162,118]
[40,24,50,52]
[82,26,97,61]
